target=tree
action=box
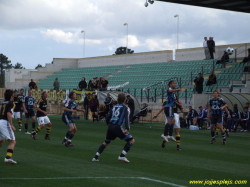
[114,47,134,55]
[13,62,25,69]
[35,64,42,69]
[0,53,13,88]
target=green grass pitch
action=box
[0,115,249,187]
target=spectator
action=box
[207,37,215,59]
[98,104,106,120]
[225,107,233,133]
[53,78,60,91]
[185,106,198,128]
[88,79,94,90]
[197,106,205,129]
[83,93,91,120]
[89,94,99,122]
[126,95,135,123]
[93,77,99,90]
[203,37,210,60]
[100,77,109,91]
[246,102,250,112]
[241,107,250,132]
[216,51,229,64]
[194,73,204,94]
[78,77,87,90]
[131,103,148,124]
[206,71,217,86]
[241,48,250,64]
[232,105,242,132]
[104,93,113,114]
[29,79,36,89]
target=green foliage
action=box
[35,64,43,69]
[1,115,249,187]
[13,62,25,69]
[0,53,13,88]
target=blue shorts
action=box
[164,107,174,119]
[62,114,75,126]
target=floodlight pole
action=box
[124,23,128,54]
[81,30,85,58]
[174,15,179,50]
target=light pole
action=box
[174,14,179,50]
[124,23,128,54]
[81,30,85,58]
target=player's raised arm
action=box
[153,106,164,119]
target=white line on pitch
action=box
[0,177,187,187]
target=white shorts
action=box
[12,112,20,119]
[165,113,181,129]
[37,116,51,126]
[0,120,16,141]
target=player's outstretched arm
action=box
[168,88,182,93]
[63,107,76,113]
[153,106,164,119]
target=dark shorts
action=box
[90,107,97,112]
[211,115,223,125]
[105,124,133,143]
[62,114,75,126]
[25,110,35,119]
[164,107,174,119]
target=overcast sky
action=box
[0,0,249,69]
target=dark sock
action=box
[68,134,74,142]
[120,141,133,157]
[64,130,71,141]
[25,123,28,132]
[45,126,51,137]
[164,123,170,136]
[169,124,174,136]
[94,144,106,159]
[6,149,13,159]
[32,122,36,131]
[211,130,215,139]
[222,132,226,140]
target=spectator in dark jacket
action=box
[84,93,91,120]
[240,107,250,132]
[104,93,113,114]
[216,51,229,64]
[131,103,148,123]
[206,71,217,86]
[126,95,135,123]
[241,48,250,64]
[53,78,60,91]
[194,73,204,94]
[185,106,198,128]
[207,37,215,59]
[88,79,94,90]
[79,77,87,90]
[29,79,36,89]
[89,94,99,122]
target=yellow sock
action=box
[35,126,42,134]
[46,126,51,136]
[6,149,13,158]
[176,135,181,146]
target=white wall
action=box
[176,43,250,62]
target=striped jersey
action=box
[63,99,76,116]
[165,88,177,107]
[23,96,35,110]
[36,99,47,117]
[209,97,226,115]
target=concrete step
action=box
[230,80,243,84]
[232,87,250,93]
[219,87,230,93]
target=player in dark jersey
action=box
[22,90,36,134]
[0,89,17,164]
[62,92,85,147]
[12,90,23,131]
[18,88,25,122]
[153,97,184,151]
[31,91,52,140]
[162,81,181,144]
[207,91,231,145]
[92,93,135,163]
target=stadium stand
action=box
[34,59,250,99]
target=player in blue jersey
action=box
[18,88,25,123]
[62,92,85,147]
[207,91,231,145]
[22,90,36,134]
[162,81,181,145]
[92,93,135,163]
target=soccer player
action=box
[207,90,231,145]
[92,93,135,163]
[22,89,36,134]
[62,91,85,147]
[157,81,181,147]
[12,90,23,131]
[31,91,52,140]
[0,89,17,164]
[153,98,184,151]
[18,88,25,125]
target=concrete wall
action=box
[176,43,250,62]
[77,50,173,68]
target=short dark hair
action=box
[168,80,175,87]
[4,89,13,101]
[20,88,24,91]
[41,91,47,98]
[14,90,18,93]
[117,93,126,104]
[69,91,75,99]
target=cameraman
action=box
[194,73,204,94]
